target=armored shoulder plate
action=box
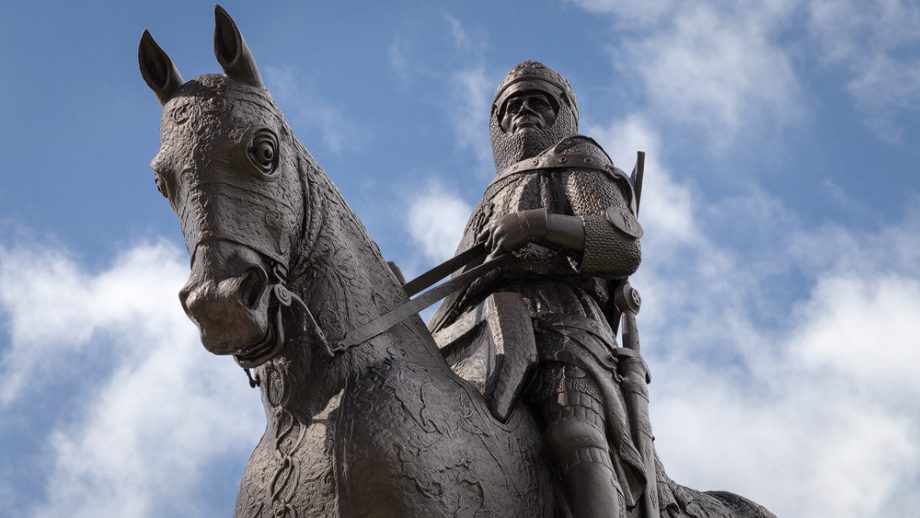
[494,135,638,215]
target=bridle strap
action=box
[233,300,285,369]
[233,263,326,370]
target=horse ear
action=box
[213,5,264,88]
[138,30,184,105]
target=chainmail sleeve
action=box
[561,160,641,278]
[577,210,640,276]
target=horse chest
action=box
[235,394,341,518]
[334,361,554,517]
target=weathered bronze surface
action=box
[139,6,777,517]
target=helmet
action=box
[489,61,579,171]
[492,60,579,124]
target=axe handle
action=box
[631,151,645,216]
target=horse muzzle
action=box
[179,241,273,356]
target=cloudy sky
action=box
[1,1,919,516]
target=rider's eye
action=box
[247,129,279,176]
[507,101,522,114]
[531,98,549,110]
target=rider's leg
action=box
[541,365,625,518]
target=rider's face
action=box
[499,92,558,134]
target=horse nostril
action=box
[238,268,267,310]
[178,283,194,318]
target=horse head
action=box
[139,6,307,366]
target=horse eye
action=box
[154,174,169,198]
[247,129,279,175]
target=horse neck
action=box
[263,148,442,419]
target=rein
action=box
[334,246,509,352]
[233,243,508,379]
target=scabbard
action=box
[614,280,659,518]
[619,310,659,518]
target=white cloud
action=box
[650,267,920,517]
[405,182,472,263]
[842,53,920,141]
[387,39,412,86]
[445,14,474,51]
[0,240,262,517]
[437,16,494,174]
[793,274,920,399]
[264,64,355,153]
[606,158,920,516]
[631,6,800,145]
[569,0,676,26]
[383,16,494,177]
[574,1,803,150]
[0,241,187,404]
[788,205,920,280]
[574,0,920,145]
[586,114,698,246]
[449,67,493,172]
[806,0,920,141]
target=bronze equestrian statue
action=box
[137,6,776,518]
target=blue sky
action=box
[1,1,919,516]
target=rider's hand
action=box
[477,209,548,257]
